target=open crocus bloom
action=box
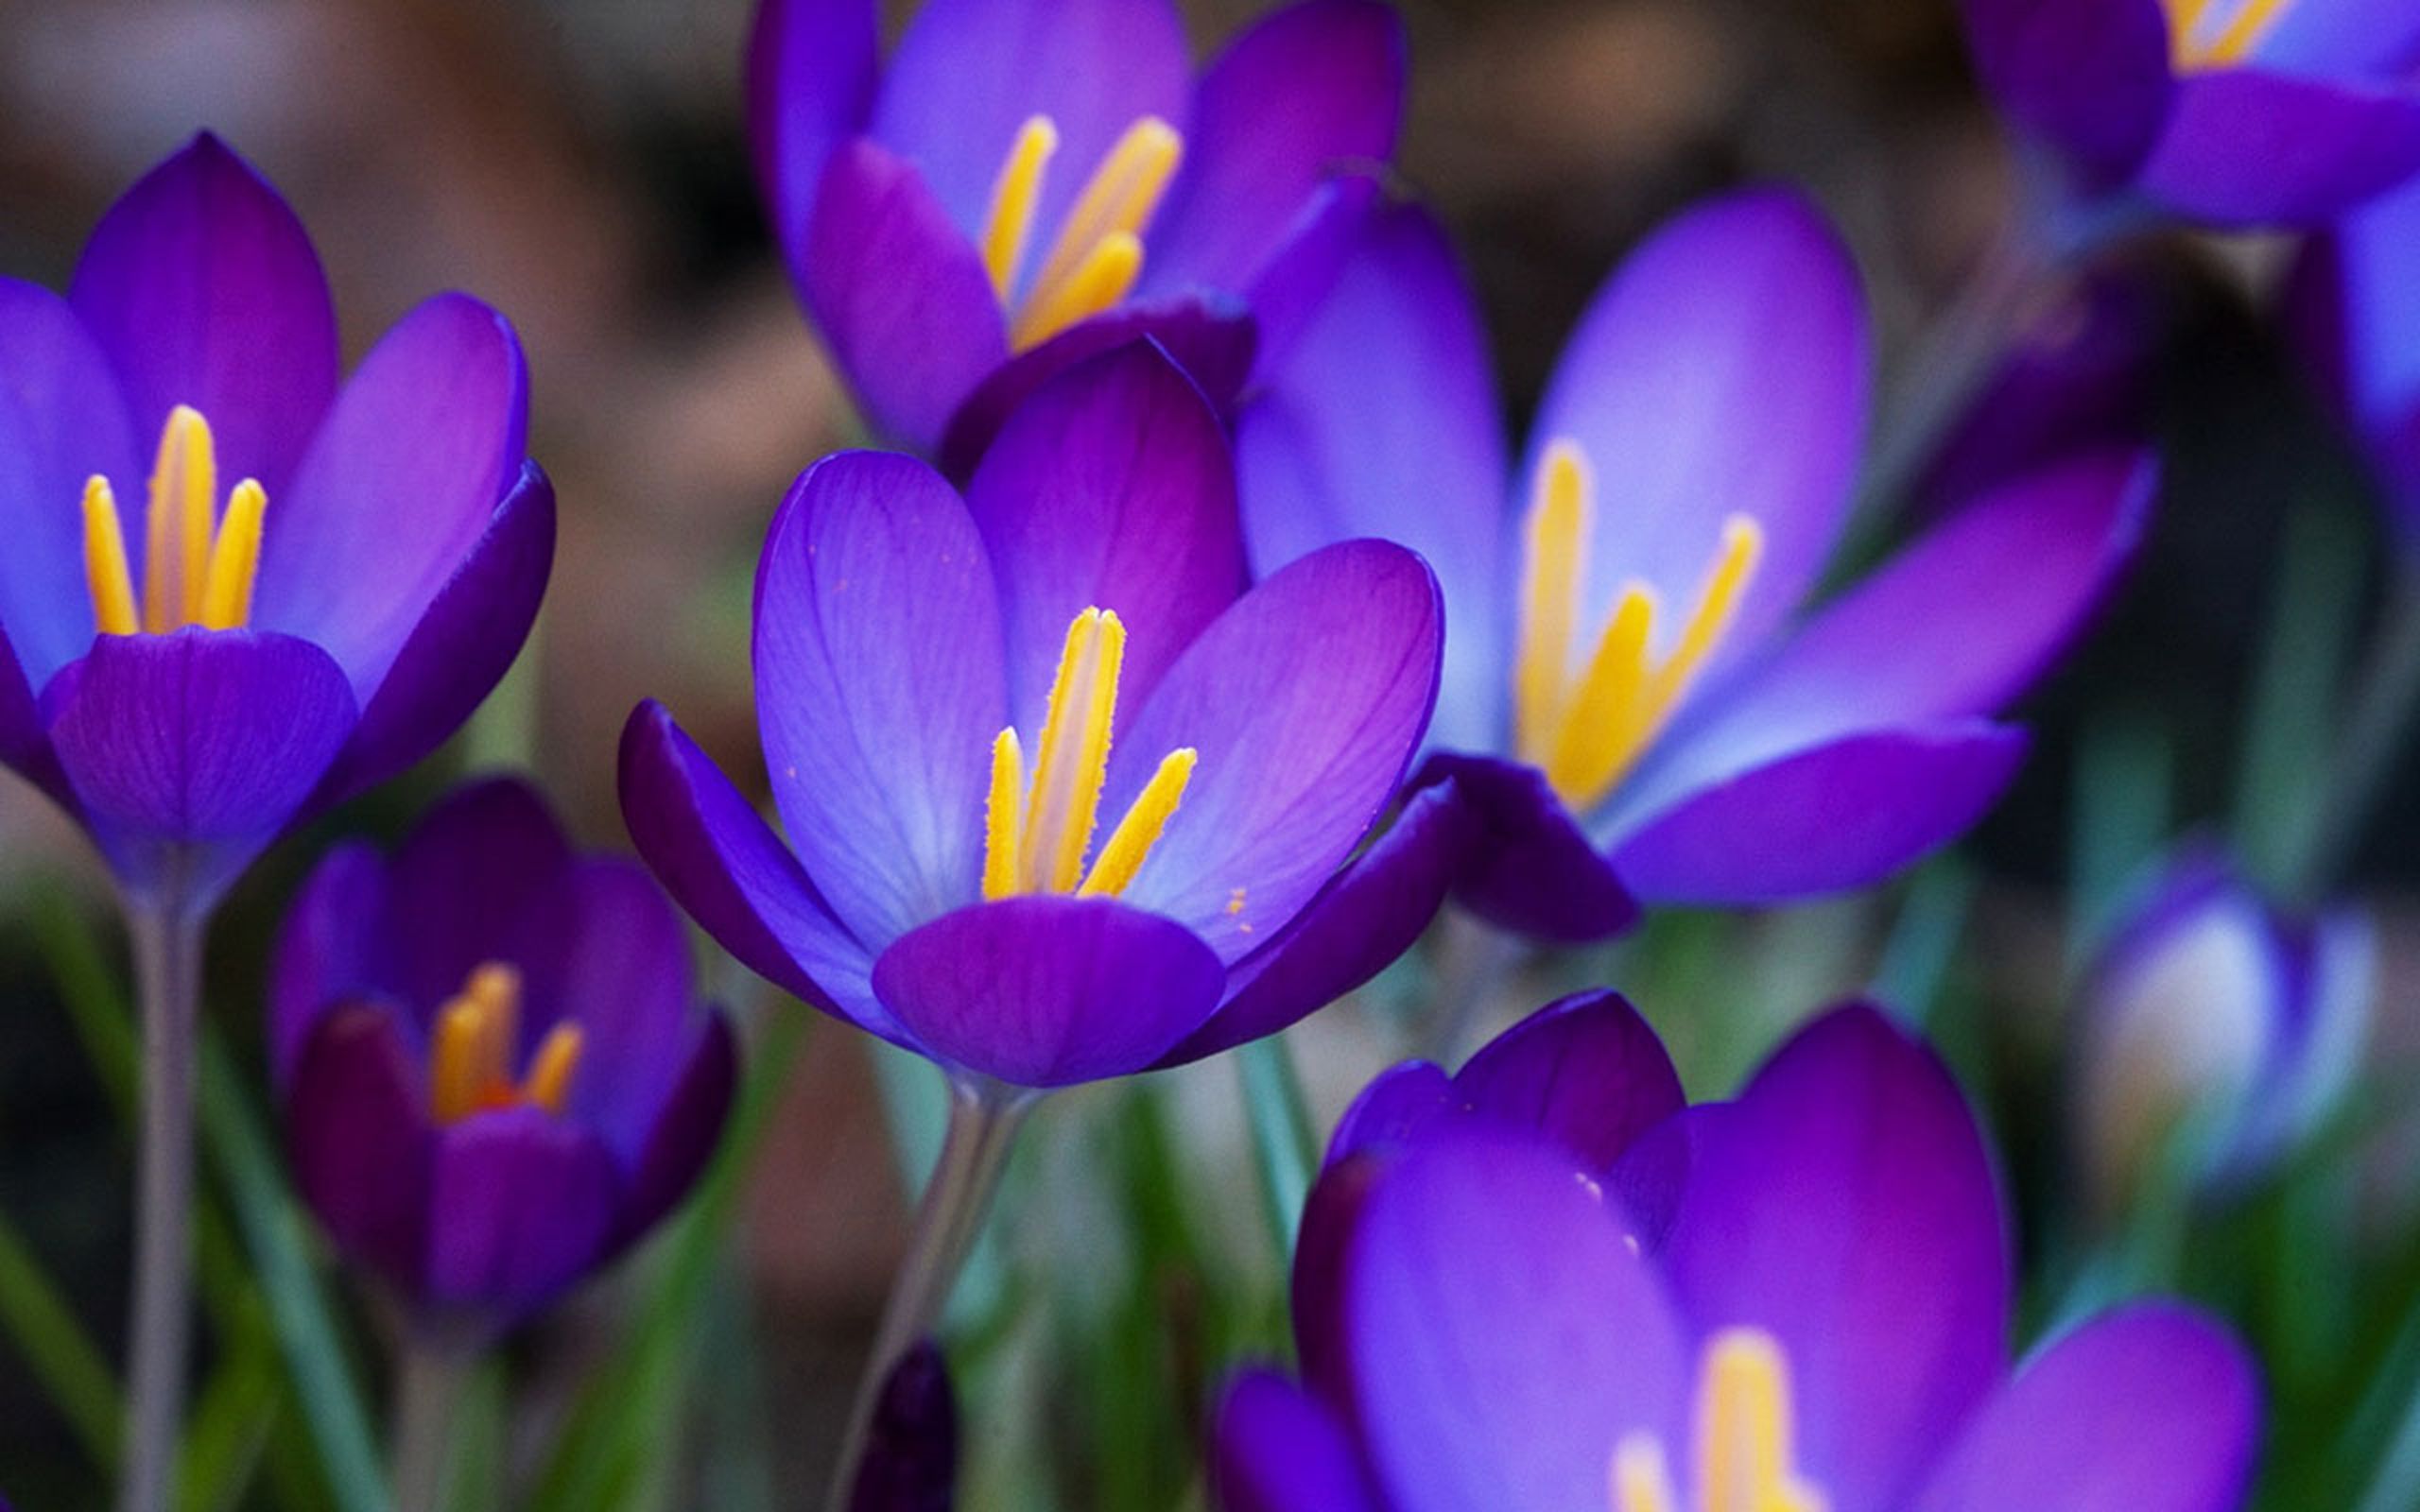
[1213,996,2262,1512]
[2285,174,2420,541]
[0,135,551,912]
[1959,0,2420,230]
[749,0,1404,466]
[1241,191,2150,941]
[272,781,735,1334]
[620,343,1455,1089]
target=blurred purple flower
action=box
[1241,193,2151,941]
[1214,997,2262,1512]
[272,780,735,1335]
[748,0,1404,467]
[2286,175,2420,541]
[620,342,1455,1090]
[1958,0,2420,231]
[0,134,552,914]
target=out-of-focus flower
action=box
[0,134,552,913]
[748,0,1403,467]
[1214,998,2262,1512]
[2073,849,2372,1209]
[1241,193,2150,942]
[1958,0,2420,232]
[620,342,1457,1091]
[272,780,735,1334]
[851,1341,959,1512]
[2286,175,2420,541]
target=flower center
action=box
[1510,438,1764,812]
[978,114,1184,352]
[981,606,1197,900]
[2165,0,2293,68]
[80,404,268,638]
[1611,1329,1830,1512]
[426,962,585,1125]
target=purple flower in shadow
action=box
[2286,174,2420,543]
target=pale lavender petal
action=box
[2257,0,2420,73]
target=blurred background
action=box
[2,0,2414,1507]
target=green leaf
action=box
[1235,1036,1317,1266]
[0,1204,120,1469]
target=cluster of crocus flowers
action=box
[1241,191,2150,942]
[1214,993,2261,1512]
[749,0,1405,463]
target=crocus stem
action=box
[822,1076,1033,1512]
[118,900,207,1512]
[389,1336,472,1512]
[1423,908,1525,1065]
[2284,561,2420,902]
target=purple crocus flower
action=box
[271,779,735,1334]
[1957,0,2420,232]
[2285,175,2420,541]
[0,134,551,914]
[1241,192,2149,941]
[749,0,1404,468]
[1214,995,2262,1512]
[619,342,1454,1089]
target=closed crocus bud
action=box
[270,780,736,1339]
[2073,850,2373,1211]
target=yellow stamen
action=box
[522,1023,585,1116]
[980,115,1061,301]
[199,479,267,630]
[1512,441,1592,760]
[1025,117,1182,308]
[428,962,585,1125]
[982,728,1028,902]
[143,405,216,633]
[1603,1329,1825,1512]
[2173,0,2293,66]
[430,989,509,1125]
[80,477,139,637]
[1011,231,1146,351]
[1079,747,1197,896]
[1547,581,1658,806]
[1611,1436,1680,1512]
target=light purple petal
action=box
[1109,541,1442,962]
[1409,753,1638,942]
[424,1106,619,1320]
[963,342,1244,718]
[1455,989,1685,1180]
[268,840,390,1087]
[870,895,1224,1087]
[285,1001,432,1297]
[1911,1305,2260,1512]
[1236,174,1383,376]
[753,451,1005,946]
[1659,1005,2011,1512]
[2256,0,2420,74]
[253,294,527,699]
[67,134,337,495]
[747,0,880,257]
[1211,1370,1376,1512]
[1956,0,2173,182]
[2136,69,2420,227]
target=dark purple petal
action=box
[963,342,1244,717]
[1144,1,1406,298]
[614,1011,738,1246]
[308,460,554,809]
[870,895,1224,1087]
[753,451,1004,946]
[617,701,900,1043]
[423,1106,620,1319]
[1659,1005,2011,1512]
[285,1003,432,1296]
[1455,990,1685,1180]
[1910,1305,2260,1512]
[1109,541,1442,962]
[0,278,138,686]
[1162,779,1469,1065]
[254,294,528,699]
[1530,189,1870,664]
[2136,70,2420,227]
[268,840,390,1087]
[867,0,1190,236]
[1323,1061,1456,1169]
[747,0,880,258]
[1409,753,1637,943]
[67,134,337,495]
[554,857,707,1154]
[379,777,576,1033]
[45,627,358,903]
[1237,204,1510,752]
[1343,1128,1689,1512]
[851,1340,959,1512]
[1608,721,2029,905]
[1293,1153,1383,1403]
[1957,0,2173,184]
[1210,1370,1375,1512]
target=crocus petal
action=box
[2136,70,2420,227]
[308,460,555,810]
[268,840,390,1086]
[1324,1061,1458,1168]
[753,451,1004,946]
[1454,990,1685,1179]
[556,858,711,1153]
[1293,1153,1384,1403]
[1658,1005,2011,1512]
[2257,0,2420,74]
[962,342,1244,716]
[67,134,337,494]
[871,895,1224,1087]
[867,0,1191,236]
[852,1341,961,1512]
[424,1106,619,1319]
[1344,1129,1690,1512]
[1409,753,1637,943]
[1109,541,1443,962]
[45,627,358,904]
[254,294,528,700]
[1144,1,1406,298]
[803,141,1011,452]
[285,1003,432,1296]
[0,278,138,687]
[2286,176,2420,538]
[617,701,899,1043]
[1529,189,1870,662]
[1608,722,2029,906]
[1237,204,1511,751]
[616,1012,739,1245]
[747,0,880,256]
[1236,174,1383,376]
[1211,1370,1377,1512]
[379,777,576,1032]
[1956,0,2173,183]
[1911,1305,2260,1512]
